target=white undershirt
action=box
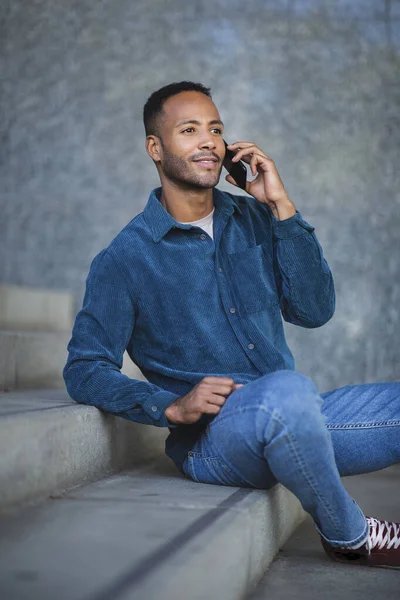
[179,207,215,240]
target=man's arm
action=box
[269,208,336,328]
[225,141,335,328]
[63,248,180,427]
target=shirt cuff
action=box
[271,210,315,240]
[142,390,181,428]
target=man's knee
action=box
[215,370,325,447]
[258,369,321,416]
[248,370,326,442]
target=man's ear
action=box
[146,135,162,163]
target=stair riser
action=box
[118,487,305,600]
[0,331,69,390]
[0,285,74,332]
[0,330,144,391]
[0,404,167,510]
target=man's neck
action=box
[159,182,214,223]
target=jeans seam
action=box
[269,408,343,532]
[327,421,400,430]
[187,455,199,483]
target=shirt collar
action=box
[144,186,244,243]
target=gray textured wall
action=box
[1,0,399,393]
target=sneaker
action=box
[320,516,400,568]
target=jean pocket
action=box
[227,243,278,314]
[185,451,244,487]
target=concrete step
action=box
[0,284,74,332]
[0,330,70,390]
[0,388,168,510]
[247,464,400,600]
[0,329,145,391]
[0,462,305,600]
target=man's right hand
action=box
[165,376,244,425]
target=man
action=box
[64,81,400,568]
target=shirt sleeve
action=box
[269,208,336,328]
[63,248,180,428]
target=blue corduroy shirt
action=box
[63,186,335,474]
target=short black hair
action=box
[143,81,212,137]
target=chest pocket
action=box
[227,243,279,314]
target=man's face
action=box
[154,91,226,189]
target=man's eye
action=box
[182,127,222,134]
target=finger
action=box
[227,141,269,155]
[207,395,228,407]
[250,154,258,176]
[232,148,270,162]
[232,146,270,162]
[203,376,235,384]
[225,173,239,186]
[203,382,234,396]
[233,152,267,176]
[233,153,252,165]
[249,152,269,175]
[227,142,255,149]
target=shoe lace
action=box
[367,517,400,551]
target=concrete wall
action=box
[1,0,399,393]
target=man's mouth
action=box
[193,157,219,168]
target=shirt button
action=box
[218,267,223,272]
[248,343,255,350]
[230,307,236,313]
[200,233,207,240]
[151,406,158,412]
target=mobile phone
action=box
[222,139,247,191]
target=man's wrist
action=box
[269,198,297,221]
[165,402,181,425]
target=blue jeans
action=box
[181,370,400,548]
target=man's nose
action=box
[199,137,216,149]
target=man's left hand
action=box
[226,142,297,220]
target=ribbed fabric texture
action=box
[63,186,335,473]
